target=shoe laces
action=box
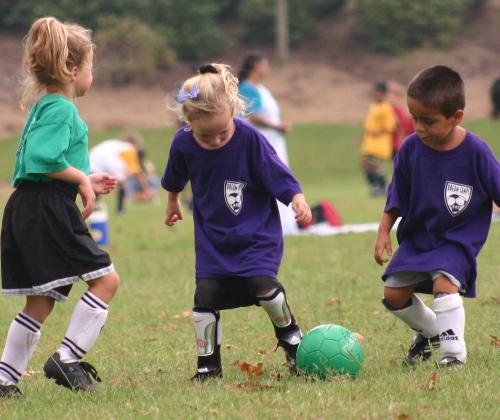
[80,361,102,383]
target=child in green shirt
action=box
[0,17,120,397]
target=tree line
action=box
[0,0,485,84]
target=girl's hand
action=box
[374,231,393,265]
[89,172,117,195]
[165,200,183,227]
[78,178,96,220]
[291,193,312,225]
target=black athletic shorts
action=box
[194,276,281,311]
[1,180,114,302]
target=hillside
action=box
[1,0,499,138]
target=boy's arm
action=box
[374,209,399,266]
[477,142,500,206]
[487,156,500,206]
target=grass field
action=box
[0,120,499,419]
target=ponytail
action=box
[20,16,94,111]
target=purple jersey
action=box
[383,132,500,297]
[161,118,302,278]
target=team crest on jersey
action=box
[224,180,247,215]
[444,181,473,217]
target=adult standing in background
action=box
[238,53,297,234]
[238,53,291,165]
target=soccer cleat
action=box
[403,333,440,366]
[277,339,300,375]
[190,366,222,382]
[0,383,22,398]
[43,352,101,392]
[438,356,464,368]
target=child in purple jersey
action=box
[162,63,312,381]
[374,65,500,367]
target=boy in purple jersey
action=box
[374,66,500,367]
[162,63,312,381]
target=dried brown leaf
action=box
[22,370,39,377]
[422,371,437,390]
[397,414,412,420]
[173,310,192,319]
[490,335,500,348]
[233,360,264,377]
[327,297,342,306]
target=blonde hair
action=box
[173,63,246,123]
[20,16,94,111]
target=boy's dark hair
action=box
[375,82,388,94]
[407,65,465,118]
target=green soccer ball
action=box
[296,324,364,379]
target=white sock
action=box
[434,293,467,362]
[57,291,109,363]
[386,294,439,338]
[0,313,41,386]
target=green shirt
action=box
[12,93,90,187]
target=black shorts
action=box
[194,276,281,311]
[1,181,114,302]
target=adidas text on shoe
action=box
[44,352,101,392]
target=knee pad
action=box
[259,288,292,328]
[192,309,221,357]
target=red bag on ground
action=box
[298,200,342,229]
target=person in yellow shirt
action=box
[361,82,397,196]
[90,133,153,212]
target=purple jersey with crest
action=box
[383,132,500,297]
[161,118,302,278]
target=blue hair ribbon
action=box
[176,86,200,104]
